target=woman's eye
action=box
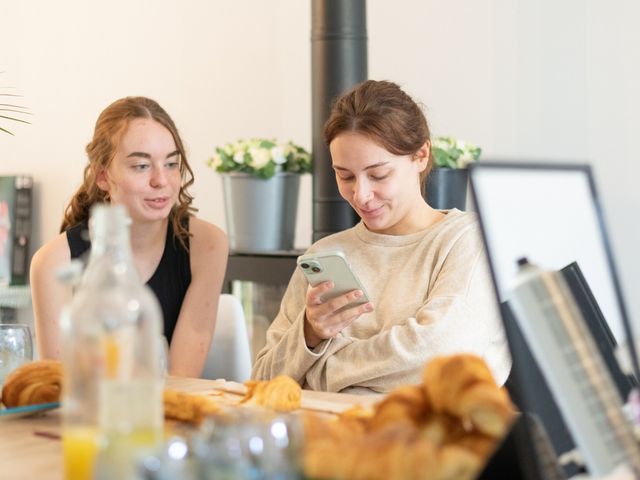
[132,164,150,171]
[166,161,180,169]
[371,174,389,181]
[336,173,354,181]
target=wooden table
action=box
[0,377,381,480]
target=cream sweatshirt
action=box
[251,209,512,394]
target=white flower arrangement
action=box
[431,136,481,169]
[208,138,312,179]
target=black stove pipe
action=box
[311,0,367,242]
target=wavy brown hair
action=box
[324,80,433,189]
[60,96,196,248]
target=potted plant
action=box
[207,138,312,252]
[1,72,31,136]
[424,136,482,211]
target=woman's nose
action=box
[150,165,167,187]
[353,179,372,204]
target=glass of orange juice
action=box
[62,426,99,480]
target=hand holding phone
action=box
[297,251,370,311]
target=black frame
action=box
[468,162,640,477]
[468,161,640,381]
[561,260,636,399]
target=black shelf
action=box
[222,250,304,293]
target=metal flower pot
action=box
[424,168,469,211]
[221,172,300,252]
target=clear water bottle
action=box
[60,204,164,479]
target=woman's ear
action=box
[95,167,110,192]
[414,141,431,172]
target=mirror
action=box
[468,163,631,345]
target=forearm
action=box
[252,311,329,383]
[31,272,69,360]
[168,325,211,377]
[305,300,492,393]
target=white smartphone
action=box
[296,251,370,310]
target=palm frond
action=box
[0,74,31,135]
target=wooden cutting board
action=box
[165,376,382,414]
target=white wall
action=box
[2,0,640,328]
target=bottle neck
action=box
[89,229,135,267]
[83,205,140,284]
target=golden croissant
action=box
[241,375,301,412]
[1,360,63,408]
[302,354,517,480]
[163,389,221,425]
[423,354,514,438]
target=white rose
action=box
[211,153,223,168]
[233,151,245,164]
[270,146,286,165]
[249,147,271,169]
[457,152,475,168]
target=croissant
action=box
[241,375,301,412]
[423,354,514,437]
[1,360,63,408]
[163,389,221,425]
[302,354,516,480]
[368,384,430,432]
[434,445,483,480]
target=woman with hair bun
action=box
[253,80,510,393]
[31,96,228,377]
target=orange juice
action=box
[62,426,99,480]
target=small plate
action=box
[0,402,60,420]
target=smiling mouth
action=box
[359,206,382,215]
[145,197,171,208]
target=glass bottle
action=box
[60,204,164,479]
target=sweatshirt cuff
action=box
[298,312,332,357]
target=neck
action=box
[407,200,446,232]
[128,218,168,254]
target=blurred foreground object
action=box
[303,354,515,480]
[60,204,164,479]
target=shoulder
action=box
[433,210,482,245]
[304,226,358,254]
[187,216,229,266]
[30,233,71,275]
[188,216,228,247]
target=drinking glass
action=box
[0,323,34,388]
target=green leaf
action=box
[432,147,450,168]
[256,161,277,179]
[259,139,276,149]
[0,114,31,125]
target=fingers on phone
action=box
[335,291,372,314]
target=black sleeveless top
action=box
[66,218,192,344]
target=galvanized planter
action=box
[221,172,300,252]
[424,167,469,211]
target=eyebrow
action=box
[332,161,389,172]
[126,150,180,160]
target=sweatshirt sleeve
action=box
[302,229,508,393]
[251,267,333,384]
